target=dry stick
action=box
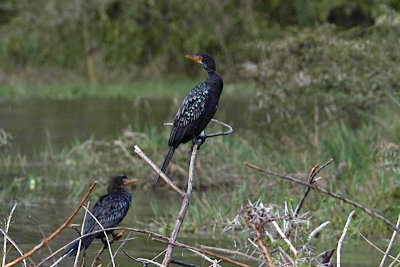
[357,230,400,264]
[2,203,21,267]
[337,210,355,267]
[81,206,115,267]
[74,201,90,267]
[380,213,400,267]
[162,143,198,266]
[294,159,333,217]
[307,221,330,243]
[271,220,297,255]
[199,245,261,262]
[4,182,97,267]
[0,230,28,267]
[255,228,274,267]
[153,237,250,267]
[133,145,186,198]
[244,162,400,233]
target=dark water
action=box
[0,97,393,266]
[0,97,262,154]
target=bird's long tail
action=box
[64,235,95,257]
[156,146,175,184]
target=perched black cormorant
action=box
[65,176,136,256]
[157,53,223,183]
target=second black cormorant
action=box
[157,53,223,183]
[65,176,136,256]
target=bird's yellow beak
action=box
[186,54,202,64]
[123,178,138,185]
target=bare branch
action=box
[294,159,333,217]
[337,210,355,267]
[162,143,198,266]
[4,182,97,267]
[380,213,400,266]
[199,245,261,262]
[2,203,23,267]
[307,221,330,243]
[0,230,28,267]
[28,216,55,265]
[133,145,186,198]
[153,237,250,267]
[245,162,400,233]
[163,119,233,140]
[357,230,400,264]
[74,201,90,267]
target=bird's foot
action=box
[192,135,206,147]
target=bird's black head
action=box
[186,53,216,72]
[107,175,137,193]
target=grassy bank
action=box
[1,98,400,237]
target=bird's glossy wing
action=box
[169,82,209,145]
[84,194,131,234]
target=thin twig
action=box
[294,160,333,217]
[162,143,198,266]
[4,182,97,267]
[153,237,250,267]
[245,162,400,233]
[357,230,400,264]
[187,249,221,267]
[106,232,133,267]
[81,206,115,267]
[90,230,124,267]
[2,203,21,267]
[271,221,297,255]
[203,119,233,139]
[380,213,400,267]
[28,216,55,264]
[337,210,355,267]
[38,227,250,267]
[0,230,28,267]
[199,245,261,262]
[134,145,186,198]
[164,119,233,139]
[74,201,90,267]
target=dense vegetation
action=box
[1,0,400,241]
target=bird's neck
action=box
[206,70,223,94]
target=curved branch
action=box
[164,119,233,139]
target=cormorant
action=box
[157,53,223,183]
[65,176,137,256]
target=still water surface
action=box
[0,97,390,266]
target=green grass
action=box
[0,78,257,99]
